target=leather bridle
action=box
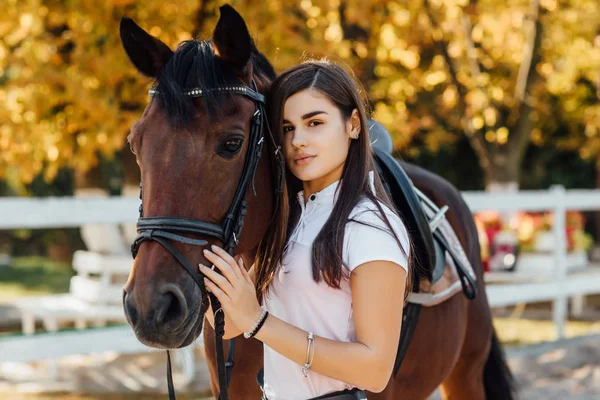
[130,79,283,400]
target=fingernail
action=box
[203,249,210,255]
[211,244,218,251]
[198,264,205,269]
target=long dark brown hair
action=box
[255,60,412,302]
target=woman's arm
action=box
[254,260,406,393]
[200,246,406,392]
[204,264,256,340]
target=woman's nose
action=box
[291,129,307,149]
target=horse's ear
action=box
[120,17,173,78]
[212,5,252,75]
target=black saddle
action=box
[369,120,477,376]
[369,120,436,283]
[369,120,476,293]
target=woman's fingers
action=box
[199,264,235,296]
[210,245,239,272]
[203,246,239,284]
[203,278,228,304]
[238,257,252,284]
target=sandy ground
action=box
[2,334,600,400]
[0,347,212,399]
[506,335,600,400]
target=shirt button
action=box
[310,195,316,201]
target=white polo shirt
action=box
[262,171,410,399]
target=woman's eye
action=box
[218,137,244,159]
[308,120,322,127]
[283,125,294,133]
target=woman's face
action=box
[282,89,359,185]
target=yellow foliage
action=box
[1,0,599,185]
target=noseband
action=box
[130,79,283,400]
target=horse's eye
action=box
[127,134,136,155]
[218,136,244,159]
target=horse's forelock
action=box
[154,40,273,130]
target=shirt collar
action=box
[296,170,376,210]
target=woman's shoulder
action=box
[349,196,402,225]
[346,196,409,245]
[343,196,410,272]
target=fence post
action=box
[551,185,568,339]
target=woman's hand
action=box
[199,245,263,334]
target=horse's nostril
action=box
[123,291,138,327]
[156,284,189,329]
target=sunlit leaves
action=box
[1,0,599,186]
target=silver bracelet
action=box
[244,308,268,339]
[302,331,315,377]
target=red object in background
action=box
[482,227,502,272]
[476,210,589,273]
[566,226,574,251]
[483,259,489,272]
[485,227,502,249]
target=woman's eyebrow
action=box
[283,111,329,124]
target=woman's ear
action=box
[346,109,361,140]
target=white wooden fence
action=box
[465,185,600,339]
[1,185,599,362]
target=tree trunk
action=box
[73,164,105,191]
[192,0,209,38]
[483,149,522,192]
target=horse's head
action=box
[120,5,278,349]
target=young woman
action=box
[200,60,411,400]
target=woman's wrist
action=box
[252,312,273,343]
[244,309,269,339]
[242,306,267,335]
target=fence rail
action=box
[1,185,599,362]
[0,196,138,229]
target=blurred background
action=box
[1,0,600,399]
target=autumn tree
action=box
[0,0,201,189]
[1,0,598,192]
[340,0,600,190]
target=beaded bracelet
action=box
[244,309,269,339]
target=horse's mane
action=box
[155,39,276,129]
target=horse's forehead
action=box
[141,94,255,131]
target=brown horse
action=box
[120,5,514,400]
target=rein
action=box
[130,79,283,400]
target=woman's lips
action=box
[294,155,315,165]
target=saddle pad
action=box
[408,212,477,307]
